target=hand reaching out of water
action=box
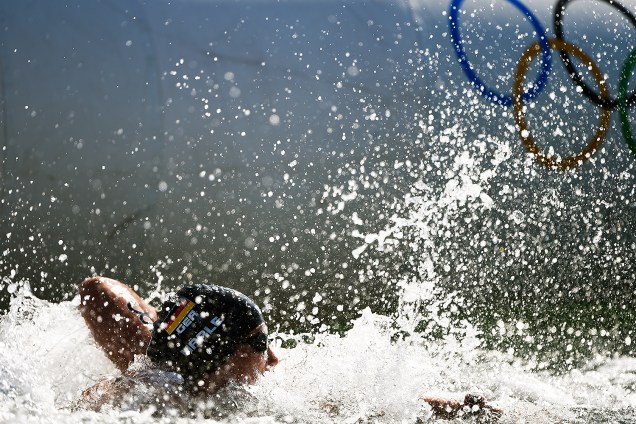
[421,393,503,422]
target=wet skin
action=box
[202,323,280,392]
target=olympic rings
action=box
[449,0,552,106]
[554,0,636,110]
[513,39,611,169]
[618,48,636,157]
[448,0,636,168]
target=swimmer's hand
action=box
[420,393,503,422]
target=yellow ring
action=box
[513,38,611,169]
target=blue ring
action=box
[449,0,552,107]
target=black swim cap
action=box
[146,284,264,382]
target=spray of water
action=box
[0,281,635,423]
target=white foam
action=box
[0,286,634,423]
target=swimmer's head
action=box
[146,284,269,385]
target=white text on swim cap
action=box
[175,309,199,335]
[181,316,225,356]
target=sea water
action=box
[1,285,635,423]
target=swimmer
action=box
[76,276,279,414]
[76,276,502,421]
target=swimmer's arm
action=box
[78,277,158,371]
[421,394,503,421]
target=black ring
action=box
[554,0,636,110]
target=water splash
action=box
[0,286,635,422]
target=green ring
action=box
[618,48,636,158]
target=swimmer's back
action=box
[75,360,187,414]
